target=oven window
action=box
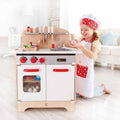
[23,75,41,92]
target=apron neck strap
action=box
[82,37,95,43]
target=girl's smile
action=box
[80,24,95,41]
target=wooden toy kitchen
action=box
[15,26,77,112]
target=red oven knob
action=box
[20,57,27,63]
[39,58,45,63]
[31,57,37,63]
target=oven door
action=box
[47,65,75,101]
[17,65,45,101]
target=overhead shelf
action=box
[25,32,68,35]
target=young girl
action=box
[70,15,111,98]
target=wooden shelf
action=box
[25,32,68,35]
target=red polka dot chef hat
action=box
[80,14,100,30]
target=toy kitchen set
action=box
[15,26,77,112]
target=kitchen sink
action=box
[50,48,73,51]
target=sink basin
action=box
[50,48,71,51]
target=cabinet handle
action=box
[53,69,69,72]
[24,69,39,72]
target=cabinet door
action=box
[17,65,46,101]
[47,65,75,101]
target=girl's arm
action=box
[70,42,98,60]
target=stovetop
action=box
[16,48,78,65]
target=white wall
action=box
[0,0,49,36]
[60,0,120,34]
[60,0,69,30]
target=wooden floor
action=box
[0,56,120,120]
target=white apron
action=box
[76,39,94,98]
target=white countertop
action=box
[15,48,79,54]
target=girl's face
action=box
[80,24,94,39]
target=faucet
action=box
[58,38,60,48]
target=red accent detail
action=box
[27,26,30,32]
[53,69,69,72]
[20,57,27,63]
[25,76,34,80]
[51,43,55,48]
[30,42,32,44]
[39,58,45,63]
[81,37,95,43]
[76,64,88,78]
[31,57,37,63]
[80,18,98,30]
[91,37,95,43]
[24,69,39,72]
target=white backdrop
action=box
[60,0,120,34]
[0,0,49,36]
[1,0,120,36]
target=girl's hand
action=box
[69,39,78,47]
[70,42,83,49]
